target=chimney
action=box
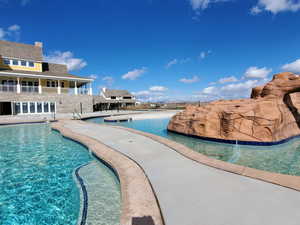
[34,41,43,48]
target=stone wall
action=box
[0,93,93,113]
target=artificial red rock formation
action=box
[168,72,300,143]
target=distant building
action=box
[93,88,136,110]
[0,40,94,115]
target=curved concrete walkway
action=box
[63,120,300,225]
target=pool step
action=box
[104,116,133,122]
[75,161,121,225]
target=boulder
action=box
[168,72,300,143]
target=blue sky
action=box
[1,0,300,102]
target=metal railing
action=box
[0,84,17,93]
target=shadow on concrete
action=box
[132,216,155,225]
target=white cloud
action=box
[251,0,300,14]
[202,86,217,94]
[133,85,169,102]
[218,76,238,83]
[244,66,272,79]
[132,90,166,102]
[220,80,259,93]
[44,51,87,71]
[122,67,147,80]
[8,24,20,32]
[189,0,227,10]
[102,76,114,86]
[133,90,151,97]
[165,58,191,69]
[179,75,200,84]
[199,50,211,60]
[165,59,178,69]
[88,74,98,79]
[0,28,5,39]
[197,79,266,101]
[149,86,168,91]
[0,24,21,41]
[250,5,263,14]
[282,59,300,73]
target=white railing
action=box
[77,88,89,95]
[43,87,58,93]
[43,87,89,95]
[0,84,17,93]
[0,85,90,95]
[21,86,39,93]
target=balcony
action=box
[0,84,91,95]
[21,86,39,93]
[0,84,17,93]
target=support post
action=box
[57,80,61,94]
[17,77,21,94]
[74,81,78,95]
[38,78,42,94]
[89,82,92,96]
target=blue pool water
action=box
[0,124,120,225]
[89,117,300,176]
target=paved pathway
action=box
[64,120,300,225]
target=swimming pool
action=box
[0,124,120,225]
[88,117,300,176]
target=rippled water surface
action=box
[89,117,300,176]
[0,124,120,225]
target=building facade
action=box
[93,88,136,110]
[0,40,93,115]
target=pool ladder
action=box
[73,110,82,120]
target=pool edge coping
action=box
[51,121,165,225]
[84,120,300,192]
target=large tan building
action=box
[0,40,94,115]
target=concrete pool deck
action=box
[58,120,300,225]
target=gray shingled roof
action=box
[103,89,133,97]
[43,62,68,74]
[0,40,43,61]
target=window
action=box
[51,81,56,87]
[47,81,50,87]
[21,60,26,66]
[123,96,132,99]
[111,96,116,99]
[3,58,10,65]
[14,102,21,114]
[61,82,65,88]
[12,60,18,65]
[44,102,49,113]
[30,102,35,113]
[14,101,54,115]
[50,102,55,112]
[22,102,28,113]
[28,61,34,67]
[37,102,42,113]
